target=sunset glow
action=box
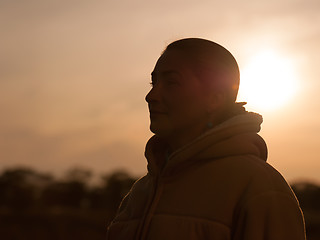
[1,0,319,183]
[238,50,299,111]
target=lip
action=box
[149,110,166,114]
[148,106,167,114]
[149,111,167,117]
[149,109,167,118]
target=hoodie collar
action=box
[145,112,267,177]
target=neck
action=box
[163,123,211,154]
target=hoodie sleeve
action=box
[232,191,306,240]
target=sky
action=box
[1,0,320,182]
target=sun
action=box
[237,50,299,112]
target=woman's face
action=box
[145,50,212,141]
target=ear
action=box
[206,91,226,113]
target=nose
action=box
[145,85,159,103]
[145,89,152,103]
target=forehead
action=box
[153,50,193,74]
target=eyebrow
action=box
[151,70,180,78]
[151,70,180,86]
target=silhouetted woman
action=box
[106,38,306,240]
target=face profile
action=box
[145,39,241,150]
[145,49,213,149]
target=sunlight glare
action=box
[238,50,298,112]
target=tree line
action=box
[0,167,319,239]
[0,167,136,214]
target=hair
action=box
[164,38,240,104]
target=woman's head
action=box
[165,38,240,103]
[145,38,241,149]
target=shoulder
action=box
[228,155,299,207]
[202,155,297,200]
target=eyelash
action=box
[149,79,178,87]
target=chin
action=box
[149,123,171,137]
[149,124,160,135]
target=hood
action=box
[145,112,268,177]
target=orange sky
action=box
[1,0,320,182]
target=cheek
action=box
[165,92,189,112]
[167,92,206,121]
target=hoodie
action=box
[106,112,306,240]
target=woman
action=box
[106,38,306,240]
